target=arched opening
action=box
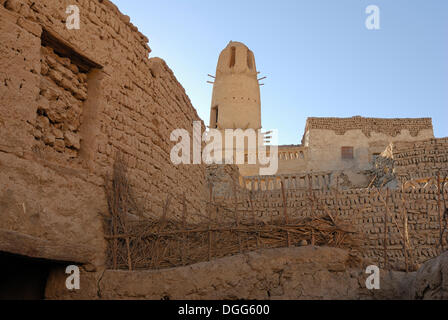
[210,105,219,128]
[247,49,254,69]
[229,47,236,68]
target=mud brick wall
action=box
[97,57,206,218]
[346,188,445,270]
[220,187,447,270]
[0,0,205,266]
[34,45,87,160]
[386,138,448,182]
[305,116,433,137]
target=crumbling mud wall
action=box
[0,0,205,267]
[216,186,447,271]
[411,250,448,300]
[384,138,448,183]
[35,45,87,158]
[206,164,242,197]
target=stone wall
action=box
[0,0,205,267]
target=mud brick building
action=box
[0,0,447,300]
[0,0,206,297]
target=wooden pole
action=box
[112,175,119,270]
[280,181,289,224]
[367,176,377,189]
[181,193,187,265]
[122,194,132,271]
[437,172,444,252]
[281,181,291,247]
[232,181,242,253]
[153,195,171,269]
[383,188,389,269]
[309,174,314,218]
[208,184,213,261]
[125,236,132,271]
[123,195,132,271]
[335,174,340,221]
[401,184,409,272]
[249,191,256,225]
[440,175,448,252]
[249,191,261,249]
[112,211,118,269]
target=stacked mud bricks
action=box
[0,0,206,218]
[218,185,446,270]
[305,116,433,137]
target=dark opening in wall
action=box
[0,252,61,300]
[247,49,254,70]
[211,106,219,128]
[341,146,354,160]
[229,47,236,68]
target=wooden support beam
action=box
[41,28,103,73]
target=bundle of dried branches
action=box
[104,154,362,271]
[105,152,142,270]
[105,214,361,270]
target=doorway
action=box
[0,251,59,300]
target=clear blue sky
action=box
[113,0,448,144]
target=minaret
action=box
[209,41,261,130]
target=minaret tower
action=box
[209,41,261,130]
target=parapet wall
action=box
[242,171,332,191]
[0,0,205,266]
[238,145,310,177]
[305,117,433,138]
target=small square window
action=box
[341,147,354,160]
